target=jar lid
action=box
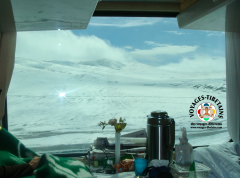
[151,110,168,118]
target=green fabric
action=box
[0,128,93,178]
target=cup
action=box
[134,158,148,176]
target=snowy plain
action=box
[7,56,229,153]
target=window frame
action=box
[5,13,230,157]
[2,98,8,131]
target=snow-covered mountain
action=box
[7,57,228,153]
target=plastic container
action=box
[134,158,148,176]
[102,155,134,167]
[170,163,211,178]
[175,127,193,165]
[113,159,134,172]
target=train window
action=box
[8,17,228,154]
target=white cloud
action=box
[145,41,160,47]
[145,41,168,47]
[204,31,225,37]
[159,55,225,73]
[165,31,186,35]
[161,18,177,24]
[15,32,224,74]
[124,46,133,49]
[130,42,198,60]
[16,31,197,67]
[89,17,162,27]
[16,31,132,63]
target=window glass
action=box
[8,17,228,154]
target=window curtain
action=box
[225,0,240,143]
[0,0,16,121]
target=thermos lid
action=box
[147,110,171,126]
[151,110,168,118]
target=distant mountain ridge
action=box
[193,84,226,92]
[47,59,126,70]
[79,59,125,70]
[14,57,226,94]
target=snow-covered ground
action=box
[7,57,229,153]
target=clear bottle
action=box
[175,127,193,165]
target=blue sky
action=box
[71,17,225,66]
[16,17,225,72]
[73,17,225,48]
